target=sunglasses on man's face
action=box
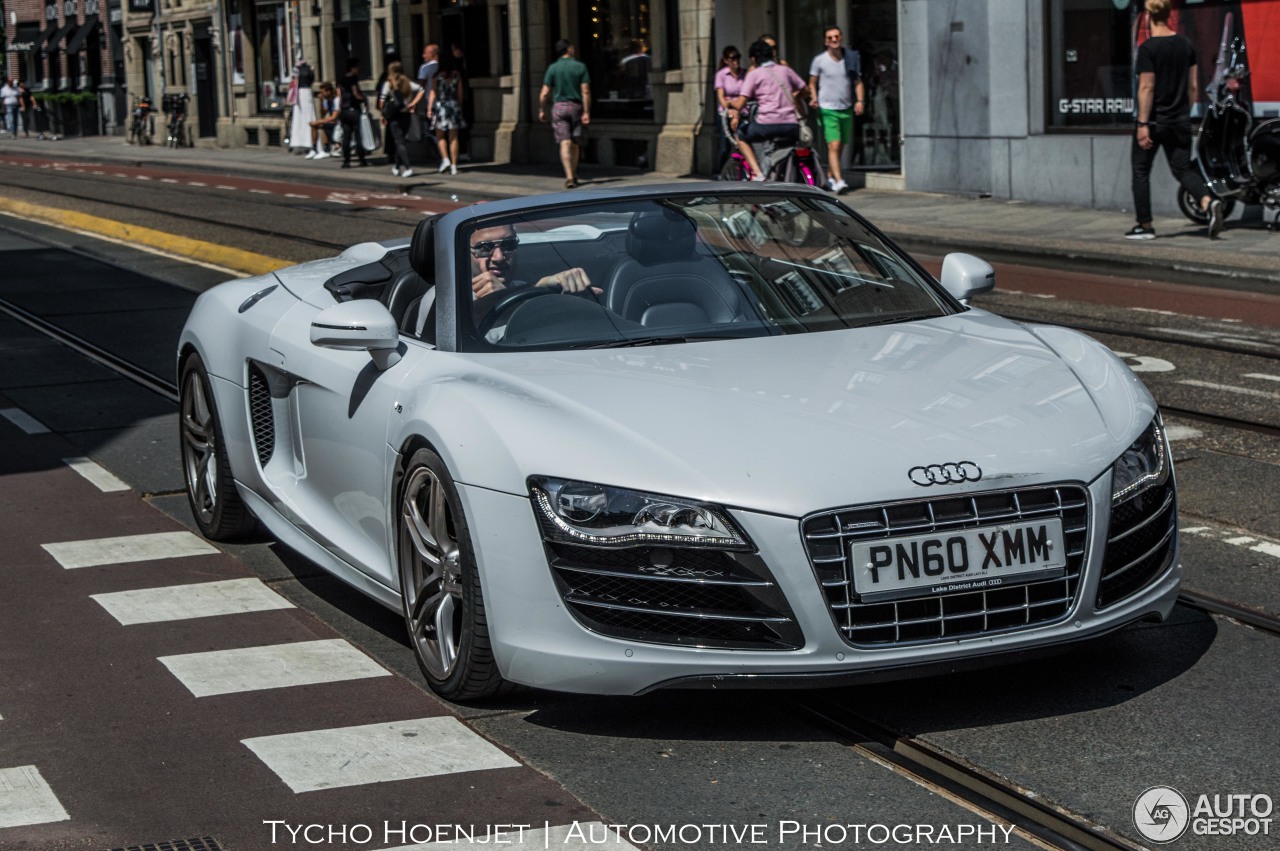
[470,237,519,258]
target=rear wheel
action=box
[719,154,750,182]
[179,354,256,540]
[397,447,508,701]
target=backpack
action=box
[383,86,406,119]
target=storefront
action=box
[901,0,1280,213]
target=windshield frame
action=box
[448,190,966,354]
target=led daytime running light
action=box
[532,487,746,548]
[1111,420,1168,503]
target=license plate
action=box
[850,518,1067,603]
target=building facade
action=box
[10,0,1278,217]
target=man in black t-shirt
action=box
[1126,0,1221,240]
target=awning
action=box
[64,17,100,53]
[41,20,78,51]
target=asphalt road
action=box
[1,162,1277,851]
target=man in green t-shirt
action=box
[538,39,591,188]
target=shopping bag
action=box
[359,111,380,153]
[407,111,423,143]
[332,122,344,144]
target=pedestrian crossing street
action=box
[0,448,639,850]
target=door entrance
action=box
[193,32,217,137]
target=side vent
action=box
[247,363,275,466]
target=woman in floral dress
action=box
[429,55,465,174]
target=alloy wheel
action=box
[180,369,218,526]
[400,465,464,679]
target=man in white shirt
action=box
[1,79,21,136]
[808,27,865,194]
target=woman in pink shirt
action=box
[714,45,762,177]
[731,40,807,150]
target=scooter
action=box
[1178,23,1280,230]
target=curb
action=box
[0,197,291,277]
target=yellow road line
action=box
[0,197,291,277]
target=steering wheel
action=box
[475,283,563,337]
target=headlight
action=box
[1111,417,1169,504]
[530,477,750,549]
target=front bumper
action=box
[459,475,1180,696]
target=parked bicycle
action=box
[163,93,189,148]
[127,95,155,145]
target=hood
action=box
[421,311,1156,517]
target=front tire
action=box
[397,448,508,701]
[1178,188,1235,224]
[179,354,256,540]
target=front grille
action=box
[1097,478,1176,609]
[247,363,274,466]
[802,485,1088,647]
[546,541,803,650]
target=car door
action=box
[266,298,424,588]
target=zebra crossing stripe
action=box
[378,822,642,851]
[0,407,49,434]
[242,716,520,793]
[0,765,71,829]
[91,578,294,625]
[159,639,390,697]
[42,531,218,569]
[62,456,130,492]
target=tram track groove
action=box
[793,695,1136,851]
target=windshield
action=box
[457,193,956,351]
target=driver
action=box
[470,224,596,297]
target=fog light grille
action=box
[1098,478,1176,609]
[545,541,802,650]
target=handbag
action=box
[286,77,299,106]
[737,100,758,139]
[407,111,424,143]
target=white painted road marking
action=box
[42,530,218,569]
[1112,351,1176,373]
[62,456,130,492]
[0,407,50,434]
[243,716,520,793]
[91,577,294,625]
[1163,425,1203,441]
[0,765,70,829]
[1244,373,1280,383]
[1181,526,1280,561]
[160,638,390,697]
[1176,379,1280,401]
[378,822,643,851]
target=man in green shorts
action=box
[808,26,865,194]
[538,39,592,188]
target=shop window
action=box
[255,0,287,112]
[1046,0,1134,130]
[578,0,654,119]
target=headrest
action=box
[409,214,439,279]
[627,210,697,265]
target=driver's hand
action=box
[537,267,597,294]
[472,272,507,298]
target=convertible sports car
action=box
[178,183,1180,699]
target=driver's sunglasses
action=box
[470,237,519,258]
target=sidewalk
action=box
[4,132,1278,290]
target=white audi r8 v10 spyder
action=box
[178,184,1179,699]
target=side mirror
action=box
[310,300,402,369]
[939,253,995,304]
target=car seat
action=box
[605,209,746,328]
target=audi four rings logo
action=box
[908,461,983,486]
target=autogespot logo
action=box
[1134,786,1191,843]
